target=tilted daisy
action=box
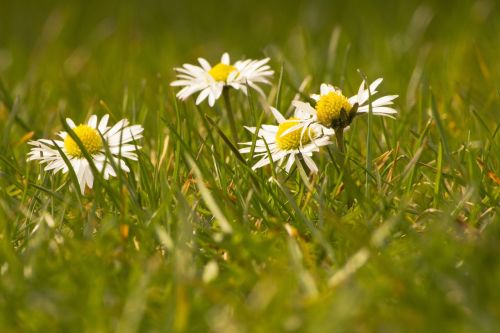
[170,52,274,107]
[27,114,144,193]
[290,78,398,134]
[239,106,334,174]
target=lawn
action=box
[1,0,499,332]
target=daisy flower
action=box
[239,106,334,174]
[170,52,274,107]
[27,114,144,194]
[291,78,398,133]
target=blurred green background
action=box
[1,0,498,107]
[1,0,500,332]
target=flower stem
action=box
[335,129,345,154]
[335,128,350,177]
[334,127,355,207]
[222,88,238,142]
[335,129,349,171]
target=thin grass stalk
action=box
[223,87,238,142]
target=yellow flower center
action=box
[276,118,315,150]
[209,63,237,82]
[64,125,103,158]
[316,91,352,127]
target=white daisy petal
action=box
[285,155,296,173]
[302,155,318,173]
[370,78,383,92]
[270,107,286,123]
[66,118,76,129]
[196,88,211,105]
[292,101,317,118]
[198,58,211,71]
[87,115,98,128]
[311,94,321,101]
[98,114,110,132]
[105,119,128,138]
[252,156,272,170]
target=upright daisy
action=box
[292,78,398,133]
[27,114,144,194]
[239,106,334,174]
[170,52,274,107]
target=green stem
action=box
[335,127,354,207]
[365,85,373,195]
[356,70,374,196]
[222,88,238,142]
[336,127,352,171]
[335,129,345,154]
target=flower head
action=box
[239,106,333,174]
[27,114,144,193]
[293,78,398,133]
[170,52,274,106]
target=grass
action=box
[1,0,500,332]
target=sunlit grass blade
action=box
[185,154,233,234]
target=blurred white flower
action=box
[171,52,273,107]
